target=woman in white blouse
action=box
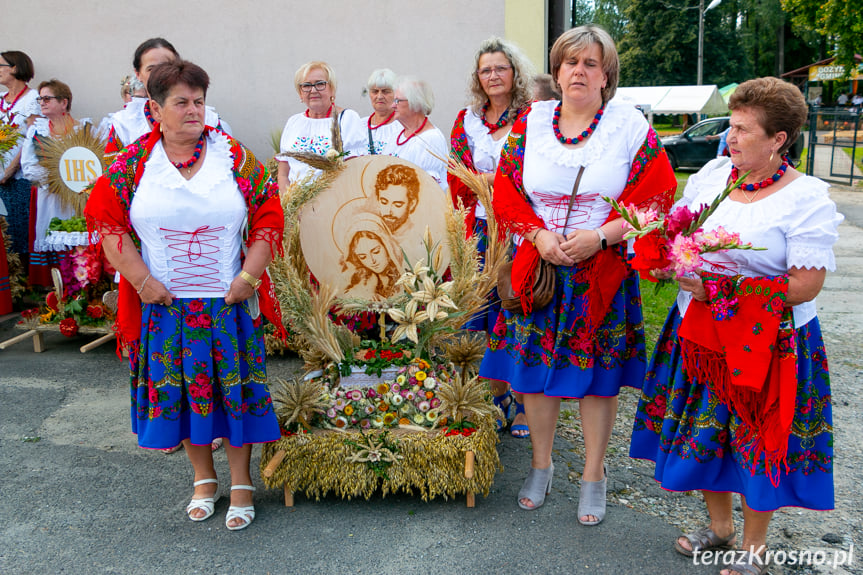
[631,77,842,575]
[277,61,366,192]
[386,76,448,190]
[20,80,89,284]
[361,68,401,156]
[87,60,285,532]
[448,36,535,436]
[104,38,230,157]
[0,50,40,263]
[481,26,676,525]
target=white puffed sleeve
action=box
[20,124,47,183]
[785,178,843,271]
[339,109,369,158]
[671,157,731,211]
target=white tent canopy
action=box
[615,85,729,116]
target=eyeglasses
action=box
[0,63,12,68]
[36,96,59,103]
[393,98,408,105]
[478,65,513,79]
[299,81,329,93]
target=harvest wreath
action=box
[259,125,508,506]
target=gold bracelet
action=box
[239,270,262,290]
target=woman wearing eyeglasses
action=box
[20,80,94,286]
[449,37,534,436]
[0,50,40,266]
[277,61,367,193]
[386,76,448,190]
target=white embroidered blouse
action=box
[675,157,843,328]
[129,130,246,298]
[522,98,649,235]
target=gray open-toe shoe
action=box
[578,466,607,525]
[517,462,554,510]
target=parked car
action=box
[660,116,803,170]
[661,117,730,170]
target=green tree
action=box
[782,0,863,70]
[593,0,631,41]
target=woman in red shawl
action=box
[481,25,676,524]
[86,60,285,532]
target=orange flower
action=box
[398,417,411,425]
[425,391,434,399]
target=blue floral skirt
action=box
[463,217,502,333]
[479,247,646,398]
[129,297,280,449]
[630,304,834,512]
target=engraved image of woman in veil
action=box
[335,207,401,300]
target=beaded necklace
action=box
[368,111,395,130]
[170,132,206,176]
[552,102,604,145]
[305,103,334,118]
[143,100,155,126]
[480,101,509,133]
[0,86,29,124]
[396,117,428,146]
[731,155,790,202]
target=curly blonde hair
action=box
[467,37,534,117]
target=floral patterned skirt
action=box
[463,217,501,333]
[630,304,834,512]
[129,297,280,449]
[479,250,646,398]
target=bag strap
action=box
[563,166,586,229]
[367,123,376,155]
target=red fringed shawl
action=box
[448,108,478,235]
[679,272,797,486]
[492,105,677,330]
[85,125,286,354]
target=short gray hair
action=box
[396,76,434,115]
[366,68,397,91]
[468,36,535,116]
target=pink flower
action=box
[665,205,698,239]
[195,373,210,386]
[188,299,205,313]
[348,389,363,401]
[197,314,212,329]
[668,234,703,275]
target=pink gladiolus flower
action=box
[669,234,703,275]
[635,207,659,228]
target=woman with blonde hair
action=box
[277,61,367,192]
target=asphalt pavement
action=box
[1,185,860,575]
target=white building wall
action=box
[5,0,515,158]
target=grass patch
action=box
[842,147,863,171]
[641,280,676,357]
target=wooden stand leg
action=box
[32,332,45,353]
[0,329,39,350]
[465,450,476,508]
[80,332,115,353]
[284,485,294,507]
[262,449,286,478]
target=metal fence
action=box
[805,107,862,186]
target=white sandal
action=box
[225,485,256,531]
[185,478,219,522]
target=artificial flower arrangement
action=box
[604,171,761,290]
[22,245,114,337]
